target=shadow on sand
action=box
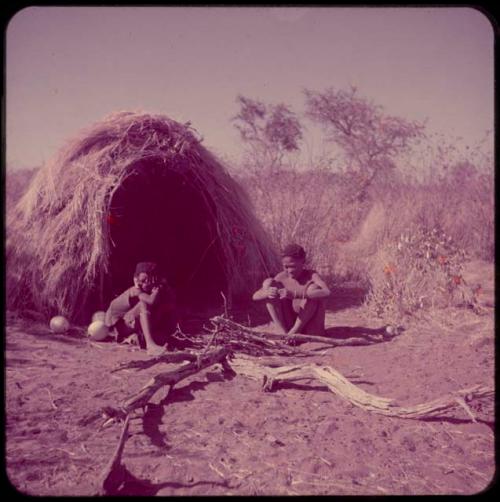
[324,285,368,313]
[119,372,240,495]
[116,469,231,496]
[141,367,236,448]
[324,325,387,339]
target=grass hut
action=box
[7,111,279,323]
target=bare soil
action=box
[5,261,495,496]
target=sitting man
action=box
[104,262,176,356]
[252,243,330,339]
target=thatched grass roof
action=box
[7,111,279,322]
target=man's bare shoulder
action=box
[274,271,287,281]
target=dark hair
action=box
[134,262,158,277]
[281,243,306,261]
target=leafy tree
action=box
[304,86,425,197]
[232,95,303,170]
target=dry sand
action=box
[5,262,495,496]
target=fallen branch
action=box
[96,346,232,492]
[98,414,131,495]
[107,347,230,419]
[210,316,400,351]
[229,357,494,423]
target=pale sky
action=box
[6,6,494,169]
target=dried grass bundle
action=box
[7,111,279,321]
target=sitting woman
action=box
[104,262,176,356]
[252,243,330,339]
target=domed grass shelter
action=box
[7,112,279,323]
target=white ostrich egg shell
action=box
[50,316,70,334]
[87,320,110,341]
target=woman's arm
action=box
[138,287,161,305]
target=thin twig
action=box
[46,388,58,410]
[220,291,229,318]
[454,397,478,423]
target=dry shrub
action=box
[240,155,493,318]
[364,227,481,323]
[235,167,371,280]
[337,168,492,321]
[437,163,494,261]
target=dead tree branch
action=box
[98,414,131,495]
[120,347,230,415]
[229,357,493,422]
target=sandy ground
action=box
[5,261,495,496]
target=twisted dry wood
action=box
[229,357,494,423]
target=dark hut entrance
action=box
[105,160,227,312]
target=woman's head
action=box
[133,262,158,293]
[281,243,306,279]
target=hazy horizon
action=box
[6,6,494,170]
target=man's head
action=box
[134,262,158,293]
[281,243,306,279]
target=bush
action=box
[238,157,493,316]
[235,167,372,280]
[364,227,482,323]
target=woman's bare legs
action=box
[138,302,167,356]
